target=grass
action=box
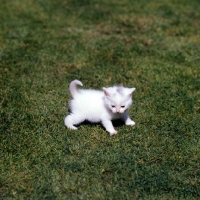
[0,0,200,199]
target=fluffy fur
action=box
[64,80,136,136]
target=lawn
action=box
[0,0,200,199]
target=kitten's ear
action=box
[128,88,136,97]
[102,87,110,97]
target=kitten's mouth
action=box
[113,110,123,114]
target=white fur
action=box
[64,80,136,136]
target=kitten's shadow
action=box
[76,119,125,129]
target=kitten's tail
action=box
[69,80,83,98]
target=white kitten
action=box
[64,80,136,136]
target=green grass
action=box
[1,0,200,199]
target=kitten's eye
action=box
[121,106,125,108]
[111,105,115,108]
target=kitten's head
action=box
[102,86,136,114]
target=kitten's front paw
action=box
[126,120,135,126]
[110,131,117,136]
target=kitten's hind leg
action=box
[123,113,135,126]
[101,119,117,136]
[64,115,77,130]
[64,114,84,130]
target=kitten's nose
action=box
[116,109,120,113]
